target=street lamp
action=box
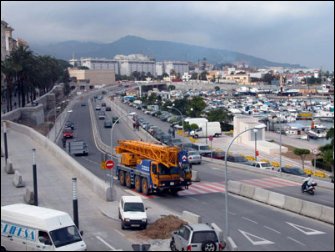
[167,105,184,134]
[224,124,266,242]
[254,129,258,162]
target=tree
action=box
[188,97,206,117]
[207,108,233,123]
[293,148,310,170]
[168,85,176,91]
[199,71,208,81]
[214,86,220,91]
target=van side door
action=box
[1,222,30,251]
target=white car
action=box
[118,196,147,230]
[251,161,274,170]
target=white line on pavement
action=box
[287,236,306,247]
[241,216,258,224]
[96,235,117,250]
[264,225,281,234]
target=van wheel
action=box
[142,178,149,195]
[119,171,125,186]
[121,221,125,230]
[126,172,132,188]
[135,176,142,192]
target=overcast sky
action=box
[1,1,334,70]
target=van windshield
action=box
[49,225,82,248]
[124,202,144,212]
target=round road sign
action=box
[106,160,115,169]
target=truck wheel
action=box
[135,176,142,192]
[119,171,125,186]
[126,172,132,188]
[142,178,149,195]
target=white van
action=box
[190,122,222,138]
[1,204,87,251]
[118,196,147,230]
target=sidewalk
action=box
[1,124,175,251]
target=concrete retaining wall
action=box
[182,210,201,224]
[5,120,108,201]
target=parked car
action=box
[95,105,101,110]
[251,161,274,170]
[278,167,306,176]
[170,223,225,251]
[227,154,249,164]
[167,138,183,147]
[191,143,212,156]
[118,196,147,230]
[66,140,88,156]
[188,151,202,164]
[112,116,119,123]
[104,120,113,128]
[106,106,111,111]
[203,151,225,160]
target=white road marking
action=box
[241,216,258,224]
[286,222,326,235]
[287,236,306,246]
[239,229,274,245]
[264,225,281,234]
[96,235,117,250]
[114,229,125,237]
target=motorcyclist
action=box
[302,174,314,191]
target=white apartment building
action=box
[1,20,16,61]
[163,61,189,75]
[81,58,119,73]
[115,54,155,76]
[156,62,163,76]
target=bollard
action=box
[72,178,79,228]
[13,170,25,187]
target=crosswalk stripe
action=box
[241,179,277,188]
[191,183,222,193]
[268,177,301,185]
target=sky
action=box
[1,1,334,70]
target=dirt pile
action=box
[140,215,187,239]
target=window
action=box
[183,227,191,241]
[49,226,82,248]
[124,202,144,212]
[191,231,218,243]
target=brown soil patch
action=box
[139,215,187,239]
[281,144,315,164]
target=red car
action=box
[63,127,74,138]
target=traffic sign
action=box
[312,148,319,155]
[105,160,115,170]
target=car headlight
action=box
[124,218,130,222]
[142,218,147,222]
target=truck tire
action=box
[126,172,132,188]
[142,178,149,195]
[119,171,125,186]
[135,176,142,192]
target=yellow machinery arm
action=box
[115,140,179,167]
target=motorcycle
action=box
[301,181,317,195]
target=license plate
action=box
[170,182,174,185]
[131,224,140,227]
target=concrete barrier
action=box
[13,170,25,187]
[253,187,269,203]
[211,223,223,242]
[23,188,34,205]
[5,161,14,174]
[226,236,238,251]
[182,211,201,224]
[6,120,108,201]
[192,170,200,182]
[267,191,285,208]
[239,183,255,199]
[283,196,303,213]
[1,147,3,157]
[320,206,334,224]
[300,201,322,219]
[228,180,241,194]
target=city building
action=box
[115,54,156,76]
[1,20,16,61]
[68,68,115,88]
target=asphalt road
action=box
[56,91,334,251]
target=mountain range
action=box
[31,35,302,68]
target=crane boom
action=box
[115,140,179,167]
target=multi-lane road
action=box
[57,90,334,251]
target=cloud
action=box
[1,1,333,70]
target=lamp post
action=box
[224,124,266,241]
[110,112,136,187]
[167,105,184,134]
[254,129,258,161]
[279,110,283,174]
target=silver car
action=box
[170,223,225,251]
[188,151,202,165]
